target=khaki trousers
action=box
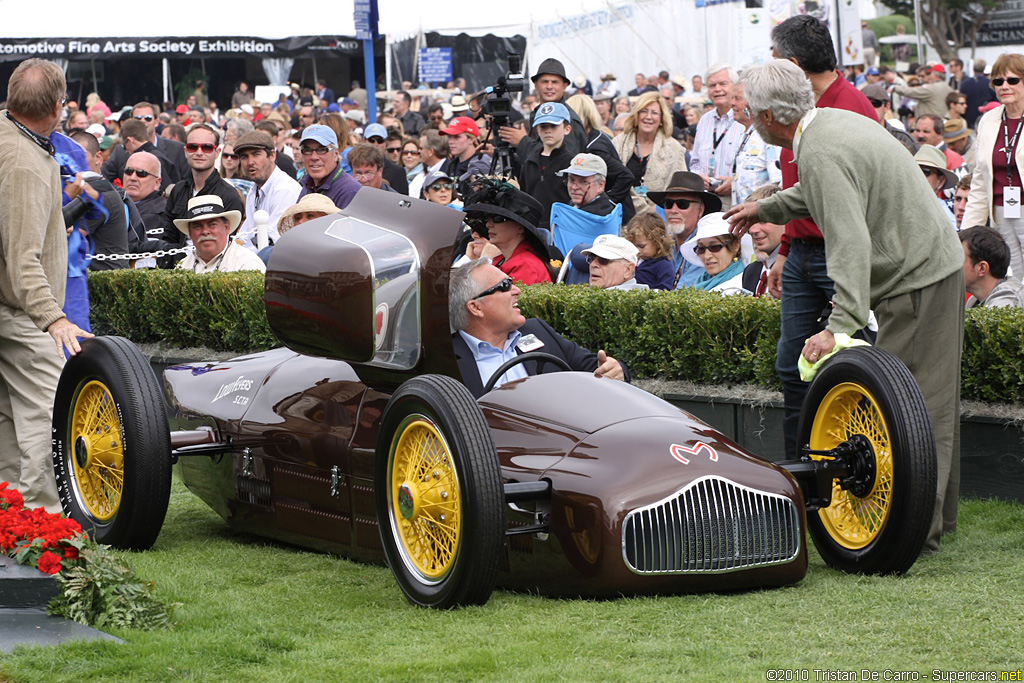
[0,305,63,513]
[874,268,964,552]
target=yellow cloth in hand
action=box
[798,333,871,382]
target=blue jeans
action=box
[776,240,834,459]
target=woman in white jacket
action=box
[963,53,1024,278]
[612,91,687,216]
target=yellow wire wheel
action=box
[808,381,892,549]
[388,415,462,582]
[68,379,125,522]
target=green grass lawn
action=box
[2,478,1022,682]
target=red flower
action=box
[37,551,62,575]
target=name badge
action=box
[1005,186,1021,219]
[516,334,545,353]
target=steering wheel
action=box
[482,352,573,394]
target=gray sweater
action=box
[0,112,67,331]
[757,108,964,334]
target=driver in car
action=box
[450,258,629,398]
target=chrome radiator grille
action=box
[622,476,801,574]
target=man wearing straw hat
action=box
[174,196,266,273]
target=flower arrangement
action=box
[0,481,174,630]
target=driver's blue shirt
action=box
[457,329,528,391]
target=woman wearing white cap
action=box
[681,212,752,294]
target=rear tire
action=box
[796,346,936,575]
[375,375,504,608]
[52,336,172,550]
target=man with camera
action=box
[496,57,633,218]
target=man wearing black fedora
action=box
[174,196,267,273]
[647,171,722,289]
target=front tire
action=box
[52,336,172,550]
[375,375,504,608]
[796,346,936,575]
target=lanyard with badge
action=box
[1003,109,1022,219]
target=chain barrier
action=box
[86,245,193,261]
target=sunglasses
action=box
[868,98,887,108]
[123,167,153,178]
[386,147,402,154]
[474,277,514,299]
[585,255,617,266]
[301,145,332,156]
[402,149,420,156]
[664,198,695,210]
[992,77,1022,86]
[428,182,454,191]
[221,153,238,160]
[694,243,727,256]
[134,114,154,122]
[185,142,217,153]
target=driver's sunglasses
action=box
[386,146,402,154]
[694,243,727,256]
[474,277,513,299]
[664,198,694,210]
[428,182,454,192]
[185,142,217,153]
[585,255,614,266]
[123,167,152,178]
[134,114,155,122]
[992,77,1021,86]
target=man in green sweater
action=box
[726,59,965,554]
[0,59,93,513]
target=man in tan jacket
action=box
[0,59,93,512]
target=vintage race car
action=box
[51,190,937,608]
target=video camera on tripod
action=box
[476,52,526,178]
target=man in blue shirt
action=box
[449,259,628,398]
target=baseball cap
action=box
[240,104,255,115]
[175,104,189,115]
[557,153,607,178]
[340,97,357,106]
[582,234,639,264]
[931,64,946,74]
[532,102,571,127]
[440,116,480,137]
[421,170,455,195]
[300,124,338,148]
[98,136,117,151]
[866,67,880,76]
[363,123,388,141]
[86,123,106,138]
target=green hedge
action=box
[88,270,1024,404]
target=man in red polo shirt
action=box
[765,15,880,459]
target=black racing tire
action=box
[482,351,573,394]
[52,336,172,550]
[796,346,936,575]
[375,374,504,608]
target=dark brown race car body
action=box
[54,189,936,607]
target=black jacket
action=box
[155,169,245,267]
[518,142,577,228]
[102,136,187,189]
[452,317,631,399]
[383,158,409,195]
[82,175,129,271]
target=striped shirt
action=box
[690,108,745,178]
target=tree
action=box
[877,0,1007,62]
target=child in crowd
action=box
[517,102,576,228]
[623,212,675,290]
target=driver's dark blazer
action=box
[452,317,630,399]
